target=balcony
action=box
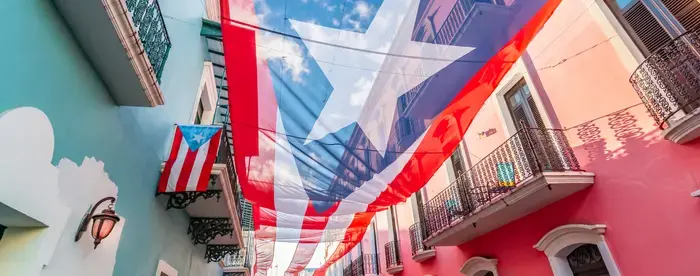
[384,241,403,274]
[423,128,594,247]
[222,250,251,276]
[630,30,700,144]
[363,254,380,275]
[53,0,171,106]
[344,254,372,276]
[157,129,246,262]
[409,222,436,262]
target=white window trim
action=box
[189,62,218,125]
[492,58,555,137]
[155,260,178,276]
[460,256,499,276]
[533,224,621,276]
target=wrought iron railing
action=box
[125,0,172,81]
[384,241,402,269]
[409,222,433,256]
[343,254,367,276]
[216,130,241,219]
[630,29,700,129]
[423,127,581,238]
[435,0,506,45]
[223,250,249,268]
[363,253,380,275]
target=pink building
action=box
[332,0,700,275]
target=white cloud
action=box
[354,1,372,18]
[256,33,310,83]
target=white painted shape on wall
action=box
[0,107,70,275]
[40,157,122,276]
[0,107,124,276]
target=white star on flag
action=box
[192,133,205,143]
[291,0,475,156]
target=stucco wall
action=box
[0,0,221,275]
[386,0,700,275]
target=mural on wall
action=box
[0,107,124,276]
[477,128,498,139]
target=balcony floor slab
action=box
[424,171,594,247]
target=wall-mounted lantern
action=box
[74,197,120,249]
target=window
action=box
[194,99,205,125]
[534,224,621,276]
[450,146,466,178]
[567,244,610,276]
[505,80,545,129]
[607,0,700,55]
[460,256,499,276]
[389,206,400,241]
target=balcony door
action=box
[505,80,545,130]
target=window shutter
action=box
[511,104,529,129]
[527,95,546,129]
[624,2,674,53]
[660,0,700,31]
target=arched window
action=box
[567,244,609,276]
[460,257,499,276]
[534,224,620,276]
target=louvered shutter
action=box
[624,2,674,53]
[511,104,529,129]
[661,0,700,30]
[527,95,546,129]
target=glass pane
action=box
[616,0,635,9]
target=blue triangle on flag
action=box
[178,125,222,150]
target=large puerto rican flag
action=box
[220,0,561,274]
[158,125,223,193]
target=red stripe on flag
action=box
[313,211,375,276]
[196,129,223,191]
[158,127,184,193]
[176,147,198,192]
[221,0,259,158]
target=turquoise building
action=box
[0,0,251,275]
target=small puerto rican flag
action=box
[157,125,223,193]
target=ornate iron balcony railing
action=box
[223,251,246,268]
[384,241,402,269]
[409,222,432,256]
[216,129,241,219]
[125,0,171,81]
[423,128,581,238]
[630,30,700,129]
[343,254,368,276]
[435,0,506,45]
[363,253,380,275]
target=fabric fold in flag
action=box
[157,125,223,193]
[220,0,563,273]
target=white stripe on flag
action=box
[271,109,309,272]
[186,140,211,191]
[167,137,190,192]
